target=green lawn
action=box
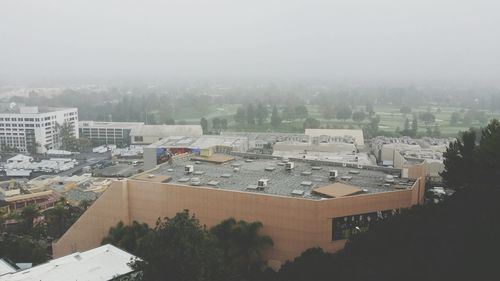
[164,103,500,137]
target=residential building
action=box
[78,121,144,146]
[0,106,78,153]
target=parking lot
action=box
[95,162,144,177]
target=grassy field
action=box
[167,103,500,137]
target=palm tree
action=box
[20,205,40,233]
[45,205,70,238]
[210,219,273,277]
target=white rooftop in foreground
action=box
[2,244,136,281]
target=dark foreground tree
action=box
[102,221,151,255]
[273,119,500,281]
[210,218,273,279]
[441,119,500,189]
[130,210,225,281]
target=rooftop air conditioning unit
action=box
[329,170,338,181]
[185,165,194,174]
[385,175,395,183]
[257,179,269,188]
[285,162,294,170]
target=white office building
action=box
[78,121,144,146]
[0,106,78,154]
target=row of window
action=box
[332,209,401,241]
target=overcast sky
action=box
[1,0,499,84]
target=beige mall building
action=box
[53,153,425,266]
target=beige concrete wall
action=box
[53,177,425,263]
[52,181,128,257]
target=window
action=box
[134,136,143,142]
[332,209,401,241]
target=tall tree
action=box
[59,122,78,151]
[303,118,321,129]
[411,116,418,136]
[450,112,460,125]
[352,111,366,126]
[247,103,256,125]
[212,117,221,132]
[256,102,268,125]
[130,210,225,281]
[210,218,273,279]
[220,119,228,131]
[20,205,39,234]
[235,107,246,124]
[441,119,500,189]
[270,106,282,129]
[336,106,352,121]
[200,117,209,134]
[102,221,151,255]
[295,105,309,119]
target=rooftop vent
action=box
[191,181,201,186]
[311,166,322,171]
[221,173,232,178]
[245,159,254,163]
[207,180,219,186]
[178,177,190,182]
[193,171,205,175]
[167,169,174,172]
[285,162,294,170]
[385,175,395,183]
[231,163,242,167]
[258,179,269,188]
[348,170,360,175]
[185,165,194,174]
[265,167,276,171]
[301,171,312,176]
[233,167,240,172]
[340,175,353,181]
[329,170,338,181]
[291,189,305,196]
[194,161,201,164]
[300,181,312,186]
[246,184,259,190]
[342,163,347,167]
[148,174,155,178]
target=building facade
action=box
[53,155,426,267]
[130,124,203,145]
[0,106,78,154]
[78,121,144,146]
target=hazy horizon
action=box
[1,0,500,85]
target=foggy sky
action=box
[1,0,500,84]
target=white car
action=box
[431,187,446,196]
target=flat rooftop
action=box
[0,106,75,115]
[150,154,415,200]
[79,121,144,129]
[148,135,248,149]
